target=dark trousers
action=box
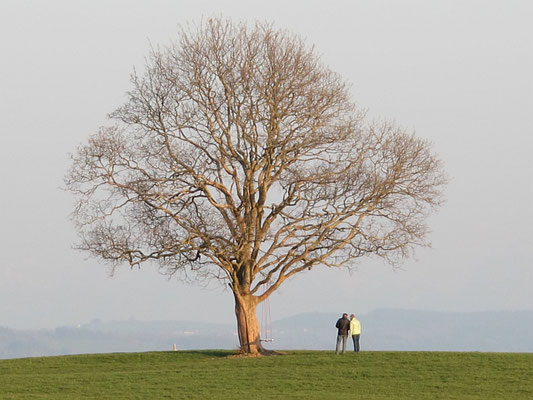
[352,334,361,352]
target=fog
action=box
[1,0,531,329]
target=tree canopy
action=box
[66,18,446,353]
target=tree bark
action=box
[233,292,265,354]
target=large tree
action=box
[66,18,446,354]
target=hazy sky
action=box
[1,0,531,330]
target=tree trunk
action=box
[233,292,265,354]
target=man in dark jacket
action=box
[335,313,350,354]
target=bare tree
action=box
[65,18,446,354]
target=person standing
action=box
[335,313,351,354]
[350,314,362,352]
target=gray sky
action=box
[1,0,531,330]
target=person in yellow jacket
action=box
[349,314,362,352]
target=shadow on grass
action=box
[175,350,237,358]
[202,350,237,358]
[169,349,289,358]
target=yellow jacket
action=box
[350,318,361,335]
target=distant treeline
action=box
[2,309,532,359]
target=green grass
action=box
[0,351,531,399]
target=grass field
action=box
[0,350,531,399]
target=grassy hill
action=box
[1,351,531,399]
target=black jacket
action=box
[335,317,350,335]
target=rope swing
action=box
[260,283,274,343]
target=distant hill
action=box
[269,309,533,352]
[1,309,532,359]
[0,320,237,359]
